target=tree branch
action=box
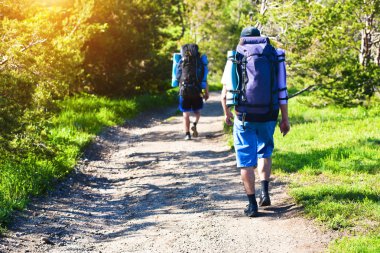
[260,0,268,15]
[0,56,8,65]
[21,38,47,52]
[0,38,47,66]
[288,76,345,99]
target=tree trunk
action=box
[359,15,373,67]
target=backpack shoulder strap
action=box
[198,55,205,85]
[181,44,189,56]
[189,44,199,56]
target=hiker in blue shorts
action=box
[221,27,290,217]
[176,44,209,140]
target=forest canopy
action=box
[0,0,379,152]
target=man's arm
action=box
[203,83,209,101]
[279,104,290,136]
[276,49,290,136]
[200,54,209,100]
[221,85,233,126]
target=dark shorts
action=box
[179,96,203,112]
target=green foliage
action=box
[83,0,181,96]
[0,0,194,99]
[1,0,103,103]
[0,0,105,174]
[257,0,380,105]
[318,63,380,106]
[177,0,379,105]
[179,0,254,77]
[0,74,34,147]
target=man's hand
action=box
[279,118,290,136]
[225,110,233,126]
[221,85,233,125]
[203,90,209,101]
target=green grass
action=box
[328,234,380,253]
[273,96,380,251]
[0,89,178,226]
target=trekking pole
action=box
[288,85,317,99]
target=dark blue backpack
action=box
[235,37,279,121]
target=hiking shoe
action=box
[184,134,191,140]
[191,125,198,137]
[244,203,258,217]
[259,194,271,207]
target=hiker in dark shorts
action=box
[221,27,290,217]
[176,44,209,140]
[179,93,208,140]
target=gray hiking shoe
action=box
[191,125,198,137]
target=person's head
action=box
[240,26,261,37]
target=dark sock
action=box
[247,194,257,205]
[193,122,197,127]
[186,132,190,136]
[261,180,269,196]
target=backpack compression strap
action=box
[240,56,248,102]
[180,44,198,86]
[237,51,280,109]
[241,55,279,109]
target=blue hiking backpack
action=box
[234,37,280,122]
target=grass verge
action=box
[274,96,379,251]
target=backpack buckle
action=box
[242,113,246,130]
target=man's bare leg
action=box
[241,167,255,194]
[257,157,271,180]
[183,112,191,139]
[191,111,200,137]
[257,158,272,206]
[241,167,258,217]
[193,111,200,124]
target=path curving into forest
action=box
[0,92,336,253]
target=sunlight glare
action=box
[38,0,69,6]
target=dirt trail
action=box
[0,92,335,253]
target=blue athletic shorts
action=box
[233,118,277,168]
[179,96,203,112]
